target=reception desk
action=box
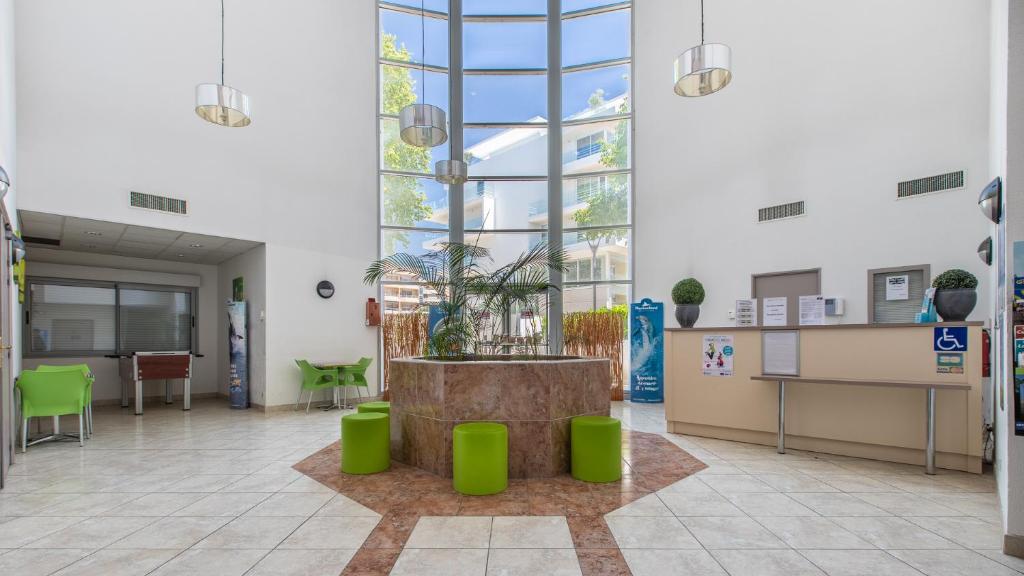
[664,322,984,473]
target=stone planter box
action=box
[388,356,611,478]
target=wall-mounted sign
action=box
[933,326,967,352]
[798,295,826,326]
[762,330,800,376]
[763,297,788,326]
[630,299,664,403]
[936,352,964,374]
[886,275,910,301]
[702,335,734,377]
[735,299,757,327]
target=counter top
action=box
[666,321,983,332]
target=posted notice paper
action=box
[886,275,909,301]
[799,295,826,326]
[735,299,757,327]
[763,297,788,326]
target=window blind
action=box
[872,269,925,323]
[118,288,192,352]
[29,283,116,354]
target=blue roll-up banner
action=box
[630,298,664,403]
[227,301,249,409]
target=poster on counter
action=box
[227,301,249,409]
[735,299,757,327]
[886,275,909,300]
[702,335,734,377]
[630,299,664,403]
[936,352,964,374]
[799,295,826,326]
[763,297,788,326]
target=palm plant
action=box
[364,240,567,359]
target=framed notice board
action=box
[762,330,800,376]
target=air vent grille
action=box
[758,201,805,222]
[130,191,187,215]
[22,236,60,247]
[897,170,965,198]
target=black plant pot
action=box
[675,304,700,328]
[933,288,977,322]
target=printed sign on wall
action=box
[702,335,734,377]
[933,326,967,352]
[763,297,788,326]
[735,299,757,327]
[886,275,909,300]
[630,299,664,403]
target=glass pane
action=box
[475,292,549,349]
[562,173,630,228]
[562,283,631,313]
[562,10,630,67]
[380,8,450,68]
[383,0,449,13]
[562,118,629,175]
[464,22,547,69]
[466,232,548,273]
[464,0,547,15]
[380,117,450,174]
[29,283,116,353]
[381,175,449,229]
[382,229,448,258]
[562,63,630,120]
[464,75,547,123]
[380,65,448,115]
[562,0,629,13]
[466,126,548,176]
[465,180,549,230]
[562,228,630,281]
[119,289,192,353]
[382,283,437,313]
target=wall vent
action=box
[897,170,965,199]
[130,191,187,215]
[22,236,60,247]
[758,201,805,222]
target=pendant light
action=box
[0,164,9,200]
[195,0,251,127]
[673,0,732,97]
[435,159,467,185]
[399,0,447,147]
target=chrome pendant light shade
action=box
[674,43,732,97]
[0,164,9,200]
[195,84,251,127]
[435,159,467,185]
[400,104,448,147]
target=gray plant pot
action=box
[933,288,977,322]
[675,304,700,328]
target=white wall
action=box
[217,245,267,405]
[635,0,993,326]
[22,248,219,402]
[14,0,379,406]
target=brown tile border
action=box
[293,430,706,576]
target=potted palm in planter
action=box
[932,269,978,322]
[672,278,705,328]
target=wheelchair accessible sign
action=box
[933,327,967,352]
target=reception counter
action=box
[664,322,984,473]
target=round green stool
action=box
[356,401,390,415]
[571,416,621,483]
[341,412,390,474]
[453,422,508,495]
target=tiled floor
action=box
[0,399,1015,576]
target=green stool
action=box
[571,416,621,483]
[357,401,390,414]
[341,412,390,474]
[453,422,508,495]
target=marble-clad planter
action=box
[388,356,611,478]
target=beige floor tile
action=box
[658,492,746,516]
[904,515,1004,549]
[490,516,575,548]
[165,475,245,492]
[171,492,270,517]
[0,492,76,516]
[278,515,380,549]
[195,515,306,549]
[405,516,492,549]
[658,476,716,494]
[104,493,206,517]
[0,515,82,548]
[755,516,873,549]
[850,492,960,516]
[756,473,838,493]
[821,475,899,493]
[606,515,702,549]
[223,473,301,492]
[930,493,1001,520]
[0,548,93,576]
[831,516,958,549]
[978,549,1024,573]
[279,475,334,493]
[245,549,357,576]
[681,516,788,550]
[888,549,1019,576]
[109,516,232,549]
[244,492,333,517]
[606,493,674,516]
[725,493,817,516]
[711,549,825,575]
[486,548,582,575]
[148,548,269,576]
[622,549,727,576]
[872,475,964,494]
[789,492,890,516]
[700,474,777,494]
[34,492,142,517]
[798,549,928,576]
[314,494,381,517]
[25,516,155,549]
[391,548,488,576]
[51,548,181,576]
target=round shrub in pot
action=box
[932,269,978,322]
[672,278,705,328]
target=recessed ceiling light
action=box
[190,243,204,248]
[177,253,186,257]
[83,231,103,236]
[84,244,97,249]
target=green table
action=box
[312,360,360,410]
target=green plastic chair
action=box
[339,357,373,407]
[16,369,89,452]
[36,364,94,438]
[295,360,341,413]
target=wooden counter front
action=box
[664,323,983,473]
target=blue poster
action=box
[630,298,664,403]
[227,301,249,409]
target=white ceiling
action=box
[18,210,262,265]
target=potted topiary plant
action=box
[932,269,978,322]
[671,278,705,328]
